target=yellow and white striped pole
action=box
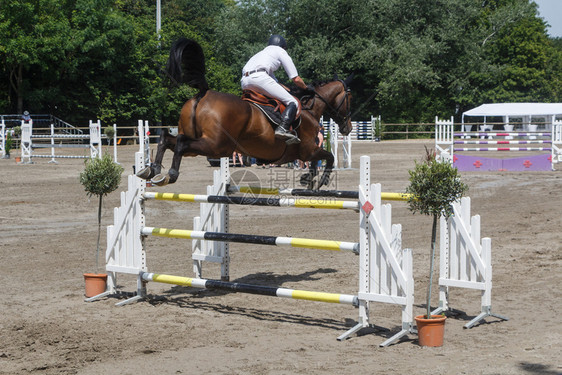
[141,227,359,253]
[141,272,358,305]
[144,192,360,210]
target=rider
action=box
[241,34,308,144]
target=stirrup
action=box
[275,127,300,144]
[275,126,289,136]
[284,134,301,144]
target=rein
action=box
[302,80,351,127]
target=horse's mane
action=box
[310,80,333,87]
[289,80,335,102]
[288,86,309,99]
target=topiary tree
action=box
[405,148,468,319]
[4,132,13,158]
[79,154,124,272]
[104,125,115,146]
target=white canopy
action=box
[463,103,562,120]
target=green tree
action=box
[457,1,561,106]
[79,154,124,271]
[64,0,160,124]
[0,0,73,114]
[406,151,468,319]
[0,0,237,125]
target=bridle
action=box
[303,80,351,128]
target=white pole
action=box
[113,123,119,164]
[0,119,5,158]
[330,118,338,169]
[156,0,161,38]
[48,123,57,164]
[21,120,33,163]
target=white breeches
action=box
[241,72,298,107]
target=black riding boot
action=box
[275,103,300,144]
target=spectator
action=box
[232,151,245,167]
[317,122,325,148]
[316,122,325,169]
[22,111,31,123]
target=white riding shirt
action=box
[243,45,299,78]
[241,45,299,106]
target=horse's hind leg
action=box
[136,128,176,180]
[151,134,193,186]
[152,133,230,186]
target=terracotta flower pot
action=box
[83,273,108,297]
[15,156,21,163]
[415,314,447,347]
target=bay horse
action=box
[137,38,353,189]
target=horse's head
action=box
[312,74,354,136]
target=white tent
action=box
[462,103,562,133]
[463,103,562,119]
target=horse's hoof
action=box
[136,166,152,180]
[168,169,179,184]
[152,174,169,186]
[299,173,312,186]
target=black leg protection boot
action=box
[275,103,300,144]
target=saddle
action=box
[241,90,301,129]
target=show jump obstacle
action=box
[19,119,107,163]
[436,116,562,171]
[90,121,506,345]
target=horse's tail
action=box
[166,38,209,97]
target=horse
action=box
[137,38,353,190]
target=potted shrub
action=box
[2,132,13,159]
[104,125,115,146]
[405,149,468,346]
[79,154,124,297]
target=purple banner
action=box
[454,154,552,171]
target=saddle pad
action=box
[242,89,302,129]
[250,103,302,130]
[250,103,283,126]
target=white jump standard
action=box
[20,119,103,163]
[432,197,509,328]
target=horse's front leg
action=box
[298,148,334,190]
[316,149,334,189]
[299,161,319,189]
[136,128,176,180]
